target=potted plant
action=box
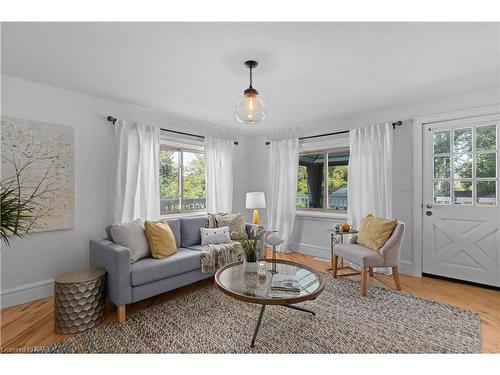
[240,226,264,273]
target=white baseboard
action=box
[289,242,330,259]
[1,278,54,308]
[291,242,420,277]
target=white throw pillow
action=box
[200,226,231,246]
[110,219,151,263]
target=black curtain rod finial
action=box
[392,120,403,129]
[107,115,117,125]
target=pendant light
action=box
[235,60,266,124]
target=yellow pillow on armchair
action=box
[357,214,397,252]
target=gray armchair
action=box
[332,222,405,296]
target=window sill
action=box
[160,211,207,219]
[295,210,347,221]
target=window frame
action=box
[160,144,206,215]
[296,146,350,213]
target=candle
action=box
[257,261,267,277]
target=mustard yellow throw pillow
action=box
[144,221,177,259]
[357,214,397,252]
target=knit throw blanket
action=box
[200,241,245,274]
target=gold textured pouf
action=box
[54,268,106,334]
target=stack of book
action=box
[271,275,301,294]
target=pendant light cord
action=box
[249,65,253,88]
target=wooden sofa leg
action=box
[117,305,126,323]
[361,267,368,297]
[369,267,374,277]
[332,256,339,278]
[392,267,402,291]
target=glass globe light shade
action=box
[235,90,266,124]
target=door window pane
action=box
[476,152,496,178]
[434,181,450,205]
[160,150,180,213]
[433,131,450,154]
[182,152,206,211]
[454,128,472,153]
[434,156,450,178]
[476,181,496,206]
[476,125,496,151]
[453,153,472,179]
[297,153,324,208]
[453,181,473,205]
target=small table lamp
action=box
[246,192,266,225]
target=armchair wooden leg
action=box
[117,305,126,323]
[332,256,339,278]
[369,267,374,277]
[392,267,402,291]
[360,267,368,297]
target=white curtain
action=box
[205,136,234,214]
[348,123,393,273]
[112,119,160,223]
[267,138,299,252]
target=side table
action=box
[54,267,106,334]
[326,229,360,277]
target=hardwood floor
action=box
[1,250,499,352]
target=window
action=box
[296,149,349,211]
[432,125,497,206]
[160,147,206,214]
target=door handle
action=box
[425,203,433,209]
[426,211,432,216]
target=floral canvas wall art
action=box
[1,117,75,239]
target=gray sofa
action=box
[89,215,264,322]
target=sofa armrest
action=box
[89,238,132,306]
[245,223,266,258]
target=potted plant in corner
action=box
[240,226,264,273]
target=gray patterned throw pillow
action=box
[200,226,231,246]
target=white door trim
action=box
[412,104,500,277]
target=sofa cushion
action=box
[215,213,246,240]
[333,244,384,267]
[144,221,177,259]
[185,244,204,251]
[200,226,231,246]
[160,218,181,248]
[130,248,201,286]
[110,219,150,263]
[180,216,209,247]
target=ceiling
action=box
[2,22,499,135]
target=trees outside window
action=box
[160,148,206,213]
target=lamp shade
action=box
[246,192,266,209]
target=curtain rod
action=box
[264,121,403,145]
[106,116,239,145]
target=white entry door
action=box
[422,115,500,287]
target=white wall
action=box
[246,89,500,276]
[0,76,247,307]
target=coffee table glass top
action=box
[215,260,324,304]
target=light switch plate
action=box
[399,183,410,192]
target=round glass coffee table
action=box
[215,260,325,347]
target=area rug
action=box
[29,276,481,353]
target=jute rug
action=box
[30,276,481,353]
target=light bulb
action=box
[235,91,266,124]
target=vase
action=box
[244,260,258,273]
